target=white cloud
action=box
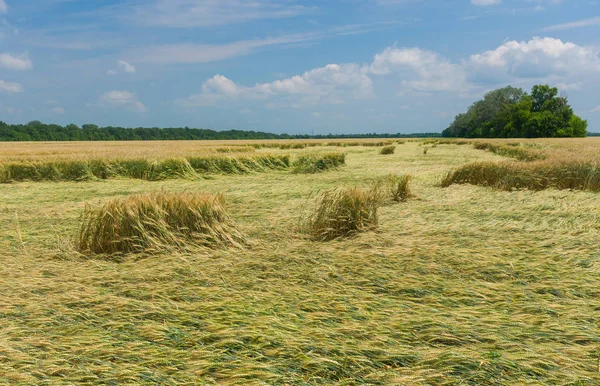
[204,75,241,96]
[130,37,303,64]
[369,46,468,91]
[178,37,600,110]
[107,60,136,75]
[98,90,147,112]
[183,46,469,109]
[181,63,373,108]
[258,64,373,97]
[592,105,600,112]
[130,0,313,28]
[0,80,23,93]
[471,0,501,6]
[467,37,600,81]
[541,16,600,31]
[0,53,33,70]
[0,0,7,14]
[50,107,65,114]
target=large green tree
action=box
[442,84,587,138]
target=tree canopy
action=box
[442,85,588,138]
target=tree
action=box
[558,115,588,138]
[443,84,586,138]
[531,84,558,112]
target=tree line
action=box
[0,120,441,141]
[0,121,283,141]
[442,84,588,138]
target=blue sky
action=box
[0,0,599,134]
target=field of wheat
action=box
[1,138,600,384]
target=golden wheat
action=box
[304,187,379,241]
[77,191,244,255]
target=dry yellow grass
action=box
[441,138,600,191]
[303,186,379,241]
[1,139,600,384]
[77,191,244,255]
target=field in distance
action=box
[1,138,600,384]
[0,138,392,162]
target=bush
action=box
[380,146,396,155]
[77,191,244,255]
[304,187,379,241]
[292,153,346,173]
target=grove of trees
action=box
[442,85,588,138]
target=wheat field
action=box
[1,138,600,384]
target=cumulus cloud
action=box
[179,37,600,109]
[467,37,600,82]
[0,53,33,71]
[98,90,147,112]
[0,80,23,93]
[182,63,373,107]
[592,105,600,112]
[369,46,468,92]
[107,60,136,75]
[257,64,373,97]
[183,46,467,108]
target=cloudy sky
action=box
[0,0,599,134]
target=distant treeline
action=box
[0,120,441,141]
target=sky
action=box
[0,0,599,134]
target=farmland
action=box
[1,138,600,384]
